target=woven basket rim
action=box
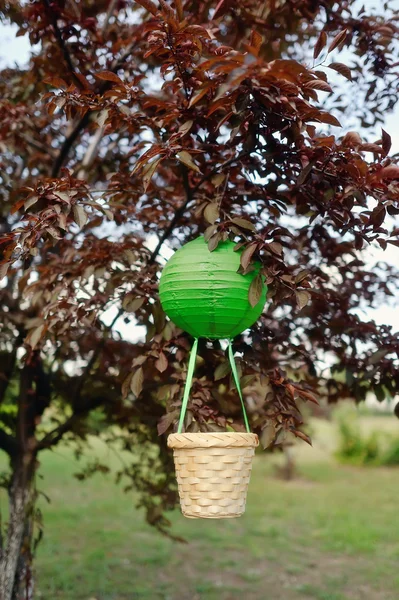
[168,432,259,449]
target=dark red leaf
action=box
[292,429,312,445]
[297,162,313,185]
[381,129,392,157]
[157,411,179,435]
[155,351,168,373]
[381,165,399,179]
[317,112,342,127]
[296,290,311,310]
[208,233,221,252]
[304,79,333,93]
[248,274,263,308]
[134,0,158,15]
[328,29,348,53]
[231,217,255,231]
[94,71,123,84]
[214,361,231,381]
[327,62,352,81]
[313,31,327,59]
[240,243,257,270]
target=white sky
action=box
[0,20,398,335]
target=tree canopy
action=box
[0,0,398,597]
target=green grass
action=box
[2,415,399,600]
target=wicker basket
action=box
[168,432,259,519]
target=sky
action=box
[0,17,398,336]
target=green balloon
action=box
[159,237,267,339]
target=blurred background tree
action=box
[0,0,398,598]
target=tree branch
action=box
[20,134,56,158]
[74,308,123,400]
[76,126,106,180]
[148,151,253,264]
[101,0,119,35]
[42,0,84,90]
[36,396,105,450]
[51,44,134,177]
[36,152,251,449]
[16,363,35,452]
[51,113,90,177]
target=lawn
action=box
[3,413,399,600]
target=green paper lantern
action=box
[159,236,267,339]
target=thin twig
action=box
[216,167,231,210]
[20,134,56,158]
[101,0,119,35]
[51,113,90,177]
[148,150,253,263]
[36,309,123,450]
[51,44,134,178]
[42,0,84,90]
[74,308,124,400]
[76,126,106,180]
[37,396,104,450]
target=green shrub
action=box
[335,409,381,466]
[381,438,399,466]
[335,407,399,467]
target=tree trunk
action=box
[12,514,35,600]
[281,445,296,481]
[275,445,297,481]
[0,460,36,600]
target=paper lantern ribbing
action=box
[159,237,267,339]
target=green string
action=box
[227,340,251,433]
[177,338,199,433]
[176,338,251,434]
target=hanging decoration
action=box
[159,236,266,339]
[159,236,267,519]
